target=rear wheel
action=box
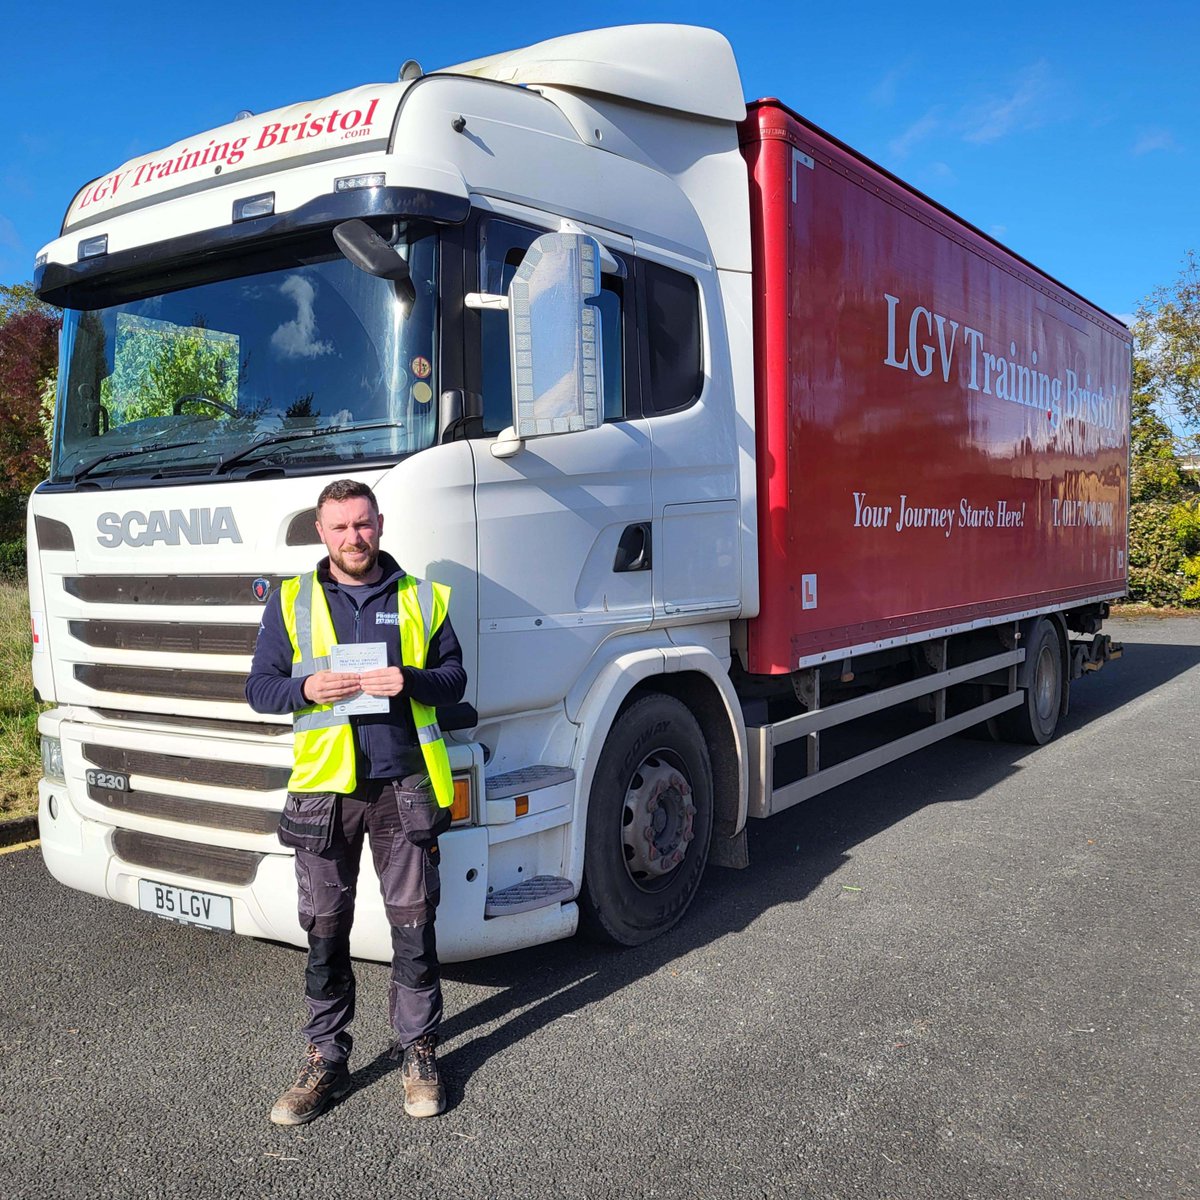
[996,619,1065,745]
[579,694,713,946]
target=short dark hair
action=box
[316,479,379,514]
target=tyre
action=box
[578,693,714,946]
[996,618,1064,745]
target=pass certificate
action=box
[330,642,391,716]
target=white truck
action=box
[29,25,1128,961]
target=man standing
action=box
[246,479,466,1125]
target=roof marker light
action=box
[335,173,386,192]
[78,234,108,260]
[233,192,274,222]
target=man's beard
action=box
[329,542,379,579]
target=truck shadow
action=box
[355,630,1199,1103]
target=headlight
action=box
[41,735,65,783]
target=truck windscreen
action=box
[48,233,438,485]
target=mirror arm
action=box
[558,219,620,274]
[490,425,522,459]
[464,292,510,311]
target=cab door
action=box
[468,215,653,718]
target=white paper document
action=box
[330,642,391,716]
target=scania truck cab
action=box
[30,27,756,958]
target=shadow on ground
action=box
[346,628,1200,1097]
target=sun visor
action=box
[441,25,746,123]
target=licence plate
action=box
[137,880,233,932]
[86,769,128,791]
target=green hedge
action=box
[0,540,25,581]
[1127,500,1200,606]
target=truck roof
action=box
[439,24,745,123]
[58,25,745,239]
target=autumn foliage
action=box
[0,308,60,538]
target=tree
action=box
[0,282,57,325]
[1133,250,1200,435]
[0,302,60,540]
[1127,253,1200,605]
[1129,348,1186,503]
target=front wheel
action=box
[579,694,714,946]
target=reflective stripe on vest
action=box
[281,570,455,807]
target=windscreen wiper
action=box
[71,440,206,483]
[212,421,402,475]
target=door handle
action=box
[613,523,652,573]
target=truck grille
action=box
[81,744,286,837]
[112,829,264,886]
[64,574,286,605]
[69,620,258,655]
[83,743,288,790]
[95,708,290,736]
[75,664,248,702]
[90,782,280,836]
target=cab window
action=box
[477,218,628,435]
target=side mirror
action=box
[333,220,416,310]
[490,232,605,458]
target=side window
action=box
[640,260,703,415]
[477,218,627,435]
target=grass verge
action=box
[1,579,42,820]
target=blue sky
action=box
[3,1,1195,321]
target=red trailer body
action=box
[740,101,1132,676]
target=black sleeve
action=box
[402,614,467,707]
[244,591,309,714]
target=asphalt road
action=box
[1,615,1197,1200]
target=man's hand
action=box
[302,670,362,704]
[358,666,405,698]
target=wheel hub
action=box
[622,755,696,880]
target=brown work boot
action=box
[269,1044,352,1126]
[399,1034,446,1118]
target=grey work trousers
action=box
[292,780,442,1064]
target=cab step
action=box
[484,875,575,917]
[484,765,575,799]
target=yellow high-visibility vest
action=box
[279,570,454,807]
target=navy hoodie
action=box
[245,551,467,782]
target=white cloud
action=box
[889,108,942,160]
[0,213,23,253]
[870,61,914,107]
[1133,129,1178,156]
[960,61,1055,144]
[887,61,1061,172]
[271,274,333,360]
